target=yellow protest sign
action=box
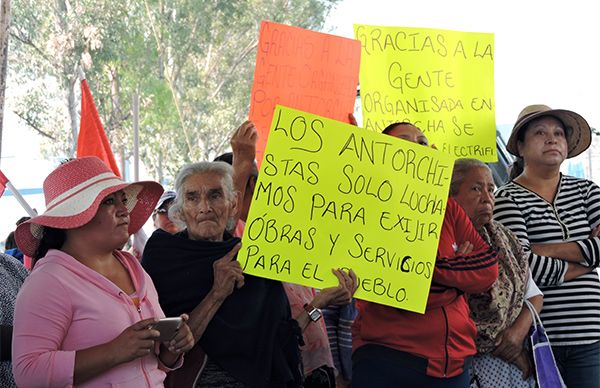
[239,105,455,313]
[354,25,496,162]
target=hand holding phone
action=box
[150,317,183,342]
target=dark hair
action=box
[33,227,67,265]
[449,158,491,196]
[4,231,16,250]
[382,121,418,135]
[213,152,233,165]
[16,216,31,226]
[509,157,525,180]
[214,151,259,178]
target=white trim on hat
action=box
[47,172,118,210]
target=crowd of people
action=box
[0,103,598,388]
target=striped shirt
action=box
[494,174,600,346]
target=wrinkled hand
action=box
[512,350,533,380]
[492,326,525,362]
[313,268,358,308]
[590,225,600,238]
[455,241,473,256]
[211,243,244,301]
[110,317,160,364]
[164,314,194,354]
[231,121,258,161]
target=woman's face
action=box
[517,116,568,167]
[452,167,495,228]
[180,172,236,242]
[74,190,131,250]
[386,124,429,146]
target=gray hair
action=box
[169,161,237,229]
[449,158,491,196]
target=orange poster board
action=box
[249,21,361,166]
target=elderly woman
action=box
[449,158,543,387]
[220,121,358,388]
[12,157,194,387]
[352,122,498,388]
[142,161,304,388]
[494,105,600,387]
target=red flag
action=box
[0,169,8,197]
[76,79,121,177]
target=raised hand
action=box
[231,120,258,162]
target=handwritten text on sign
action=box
[249,21,361,166]
[239,106,454,312]
[354,25,496,162]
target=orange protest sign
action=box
[249,21,361,166]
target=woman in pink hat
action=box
[495,105,600,388]
[11,157,194,387]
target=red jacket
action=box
[353,198,498,378]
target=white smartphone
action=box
[150,317,183,342]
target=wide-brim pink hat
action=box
[15,157,163,257]
[506,104,592,158]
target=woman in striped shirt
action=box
[494,104,600,388]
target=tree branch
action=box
[13,110,57,140]
[210,39,257,99]
[9,30,54,65]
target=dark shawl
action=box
[142,229,302,388]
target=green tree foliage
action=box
[8,0,339,182]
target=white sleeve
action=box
[524,270,543,299]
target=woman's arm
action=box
[492,294,542,362]
[73,318,161,384]
[157,314,194,368]
[230,121,258,222]
[531,224,600,266]
[186,244,244,341]
[532,182,600,268]
[494,193,568,287]
[13,272,164,386]
[564,262,595,281]
[434,199,498,294]
[294,269,357,332]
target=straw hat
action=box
[15,157,163,257]
[506,104,592,158]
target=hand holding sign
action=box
[313,268,358,308]
[231,121,258,163]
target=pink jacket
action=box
[12,249,177,387]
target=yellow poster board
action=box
[239,105,455,313]
[354,25,496,162]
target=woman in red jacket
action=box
[352,122,499,388]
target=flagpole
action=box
[6,181,37,217]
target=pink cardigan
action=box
[12,249,178,387]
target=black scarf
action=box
[142,229,302,388]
